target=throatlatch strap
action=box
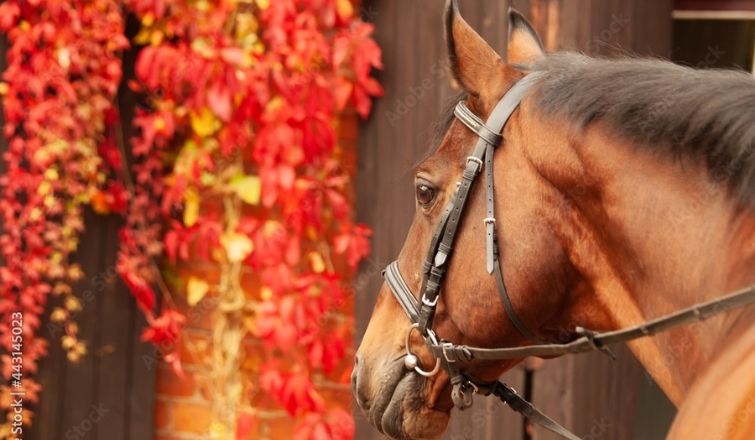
[494,258,541,342]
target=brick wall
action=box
[153,113,359,440]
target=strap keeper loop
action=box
[575,326,616,360]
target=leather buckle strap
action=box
[450,375,477,410]
[489,381,583,440]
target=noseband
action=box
[381,73,755,440]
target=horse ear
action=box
[445,0,505,99]
[507,8,545,65]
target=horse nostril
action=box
[351,355,371,410]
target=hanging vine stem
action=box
[113,98,175,304]
[208,192,246,439]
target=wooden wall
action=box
[355,1,675,439]
[0,27,156,440]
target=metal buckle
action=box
[441,342,457,363]
[466,156,483,172]
[466,380,479,395]
[483,217,496,225]
[421,293,439,307]
[451,378,478,409]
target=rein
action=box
[382,72,755,440]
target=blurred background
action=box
[0,0,753,439]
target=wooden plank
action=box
[127,311,156,440]
[673,19,755,71]
[675,0,755,11]
[58,209,102,437]
[94,215,129,440]
[673,10,755,20]
[532,347,642,440]
[354,1,406,438]
[633,0,673,57]
[119,24,156,437]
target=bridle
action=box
[382,72,755,440]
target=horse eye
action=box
[415,183,436,207]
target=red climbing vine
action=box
[0,0,127,434]
[0,0,380,438]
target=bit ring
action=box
[404,323,441,377]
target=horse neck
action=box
[520,110,755,404]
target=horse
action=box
[351,1,755,439]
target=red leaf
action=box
[141,309,185,346]
[121,272,156,313]
[236,412,256,439]
[0,2,20,31]
[207,85,233,122]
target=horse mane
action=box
[531,52,755,209]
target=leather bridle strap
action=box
[431,282,755,361]
[383,260,419,323]
[481,381,582,440]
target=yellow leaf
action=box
[150,30,164,46]
[50,308,67,322]
[209,421,230,437]
[37,181,51,196]
[44,168,59,180]
[68,264,83,281]
[62,335,76,350]
[190,108,218,137]
[141,13,155,26]
[184,188,200,227]
[221,231,254,263]
[260,286,273,300]
[186,276,209,306]
[256,0,270,10]
[336,0,354,19]
[231,175,261,205]
[0,82,8,96]
[309,252,326,274]
[65,297,82,312]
